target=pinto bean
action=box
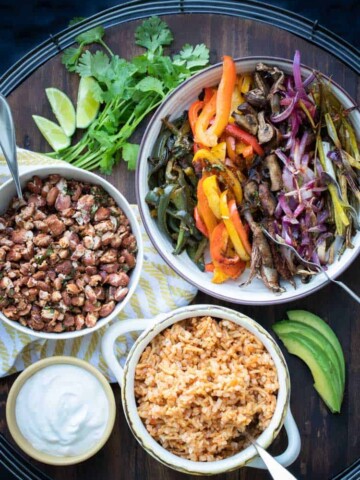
[114,287,129,302]
[85,312,98,328]
[46,187,59,206]
[106,272,129,287]
[99,301,115,317]
[94,207,111,221]
[77,195,94,211]
[27,176,43,194]
[12,229,33,244]
[45,215,65,236]
[100,249,118,264]
[33,234,52,247]
[55,260,72,275]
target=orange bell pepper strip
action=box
[196,177,218,235]
[210,221,240,265]
[225,123,264,156]
[194,56,236,147]
[188,100,204,135]
[213,258,246,280]
[208,56,237,138]
[226,136,237,162]
[228,199,252,256]
[194,206,209,238]
[220,191,250,262]
[194,91,217,146]
[212,265,230,283]
[203,87,214,103]
[205,262,215,272]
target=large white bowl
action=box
[136,57,360,305]
[0,165,143,339]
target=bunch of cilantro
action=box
[51,17,209,173]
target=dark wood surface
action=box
[0,13,359,480]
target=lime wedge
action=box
[32,115,71,151]
[76,77,100,129]
[45,87,76,137]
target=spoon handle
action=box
[330,279,360,305]
[0,94,23,200]
[253,443,298,480]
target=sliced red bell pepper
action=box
[225,123,264,156]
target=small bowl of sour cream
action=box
[6,356,116,465]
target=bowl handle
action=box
[247,408,301,469]
[101,319,151,388]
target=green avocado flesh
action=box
[286,310,345,383]
[273,321,344,399]
[273,331,342,413]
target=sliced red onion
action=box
[308,224,327,233]
[271,93,299,123]
[302,71,316,88]
[293,50,303,91]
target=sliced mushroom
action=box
[244,180,259,205]
[254,72,269,96]
[256,63,285,92]
[264,154,283,191]
[232,112,258,136]
[244,89,267,108]
[257,111,275,144]
[237,102,257,116]
[259,182,277,216]
[270,92,281,116]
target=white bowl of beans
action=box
[0,165,143,339]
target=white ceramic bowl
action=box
[136,57,360,305]
[0,165,143,339]
[101,304,301,475]
[6,356,116,465]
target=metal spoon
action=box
[250,439,298,480]
[0,94,23,200]
[262,227,360,304]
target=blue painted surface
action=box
[0,0,358,76]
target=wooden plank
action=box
[0,14,359,480]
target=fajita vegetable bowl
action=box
[101,304,301,475]
[136,56,360,305]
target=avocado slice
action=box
[286,310,345,383]
[273,321,344,399]
[273,331,342,413]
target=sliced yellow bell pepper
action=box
[220,191,250,261]
[240,74,252,93]
[193,146,243,204]
[202,175,222,219]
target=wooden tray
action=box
[0,11,359,480]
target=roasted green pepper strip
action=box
[158,184,177,236]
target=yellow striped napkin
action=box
[0,149,197,382]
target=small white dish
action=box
[136,57,360,305]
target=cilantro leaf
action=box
[75,26,105,45]
[75,50,110,78]
[62,46,83,72]
[135,77,165,97]
[68,17,85,27]
[122,143,139,170]
[173,44,210,71]
[135,16,173,54]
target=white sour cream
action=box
[15,364,109,457]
